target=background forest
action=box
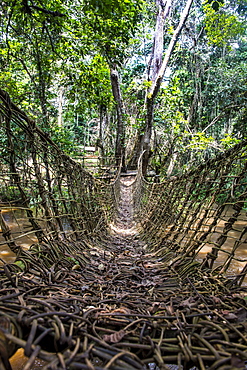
[0,0,246,177]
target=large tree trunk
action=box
[110,67,126,171]
[138,0,194,174]
[96,104,107,165]
[148,0,171,83]
[57,86,64,127]
[128,0,171,171]
[128,134,143,170]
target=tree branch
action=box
[202,105,240,133]
[22,0,65,17]
[29,5,65,17]
[149,0,194,100]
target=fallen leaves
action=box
[231,354,246,368]
[103,329,126,343]
[98,263,105,271]
[221,307,247,322]
[110,307,132,315]
[95,307,132,318]
[179,297,197,309]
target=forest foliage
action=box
[0,0,246,176]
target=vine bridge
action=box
[0,90,247,370]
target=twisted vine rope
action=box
[0,89,118,246]
[133,143,247,287]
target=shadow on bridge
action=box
[0,90,246,370]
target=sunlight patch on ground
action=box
[109,222,138,237]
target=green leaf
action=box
[15,261,26,270]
